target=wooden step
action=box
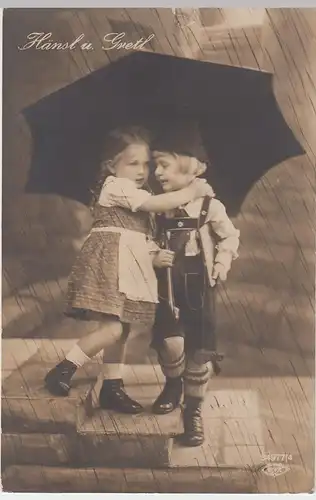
[170,389,264,469]
[2,356,98,433]
[2,433,74,469]
[2,355,181,468]
[4,462,313,493]
[78,382,181,468]
[1,383,181,469]
[2,464,258,493]
[77,364,181,468]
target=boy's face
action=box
[154,152,194,192]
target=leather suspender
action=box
[196,195,216,287]
[197,195,212,230]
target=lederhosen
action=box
[152,196,218,357]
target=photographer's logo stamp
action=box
[260,452,292,477]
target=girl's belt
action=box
[90,226,146,235]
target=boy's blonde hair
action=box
[153,151,207,177]
[177,154,207,177]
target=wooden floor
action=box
[2,329,314,493]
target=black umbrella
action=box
[23,51,305,214]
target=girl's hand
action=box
[211,262,227,283]
[191,179,215,199]
[153,250,175,268]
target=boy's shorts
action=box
[152,256,217,353]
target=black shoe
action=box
[152,377,183,415]
[44,359,77,397]
[181,397,205,447]
[99,379,144,414]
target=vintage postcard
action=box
[1,7,315,494]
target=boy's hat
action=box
[151,120,209,164]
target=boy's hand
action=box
[153,250,175,268]
[211,262,228,283]
[191,178,215,199]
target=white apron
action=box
[90,227,158,303]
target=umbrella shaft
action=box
[165,231,179,319]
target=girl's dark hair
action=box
[90,125,151,210]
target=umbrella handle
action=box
[165,231,179,320]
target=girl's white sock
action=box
[65,345,91,368]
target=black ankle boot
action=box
[99,379,144,414]
[152,377,183,414]
[44,359,77,397]
[181,397,205,447]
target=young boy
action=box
[151,123,240,447]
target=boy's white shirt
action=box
[166,197,240,276]
[98,176,240,274]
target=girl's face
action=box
[109,144,150,188]
[154,152,194,192]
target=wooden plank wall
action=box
[193,9,315,376]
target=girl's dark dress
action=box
[66,203,156,325]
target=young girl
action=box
[44,126,213,414]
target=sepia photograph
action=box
[1,7,315,493]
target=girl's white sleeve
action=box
[98,177,152,212]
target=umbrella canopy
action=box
[23,51,305,214]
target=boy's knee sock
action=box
[184,357,214,400]
[65,344,91,368]
[158,337,185,378]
